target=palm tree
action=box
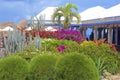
[52,3,80,29]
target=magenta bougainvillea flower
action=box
[57,29,83,43]
[27,29,84,43]
[57,45,67,52]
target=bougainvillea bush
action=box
[26,29,84,43]
[56,29,84,43]
[39,30,57,38]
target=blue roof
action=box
[28,20,120,27]
[45,23,63,27]
[70,20,120,27]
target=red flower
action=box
[93,40,96,43]
[110,44,114,48]
[98,41,102,46]
[33,32,39,37]
[110,44,117,52]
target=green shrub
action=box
[41,39,79,53]
[17,39,77,61]
[16,43,41,62]
[0,56,29,80]
[55,53,99,80]
[117,52,120,73]
[29,54,58,80]
[79,40,119,74]
[16,39,79,61]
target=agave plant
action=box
[94,58,106,76]
[52,3,80,29]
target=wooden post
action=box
[80,28,83,36]
[98,28,102,40]
[115,27,118,45]
[83,27,87,39]
[94,28,97,40]
[108,27,112,43]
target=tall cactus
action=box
[30,15,45,31]
[30,17,36,29]
[38,14,45,30]
[3,30,26,55]
[3,30,41,56]
[28,34,41,49]
[33,35,41,49]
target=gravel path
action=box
[102,74,120,80]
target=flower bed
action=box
[1,28,120,80]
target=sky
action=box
[0,0,120,23]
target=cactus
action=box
[3,30,26,55]
[30,17,36,29]
[33,35,41,49]
[3,30,41,56]
[28,34,41,49]
[38,14,45,30]
[30,15,45,31]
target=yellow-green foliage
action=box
[55,53,99,80]
[41,39,79,53]
[17,43,41,62]
[17,39,79,61]
[117,52,120,73]
[29,54,58,80]
[79,40,119,74]
[0,56,29,80]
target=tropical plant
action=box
[94,58,106,77]
[52,3,80,29]
[79,40,119,74]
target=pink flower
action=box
[57,45,67,52]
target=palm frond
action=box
[52,13,63,23]
[56,6,64,13]
[52,3,81,29]
[71,13,81,24]
[66,3,78,12]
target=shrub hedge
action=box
[55,53,99,80]
[29,54,58,80]
[0,56,29,80]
